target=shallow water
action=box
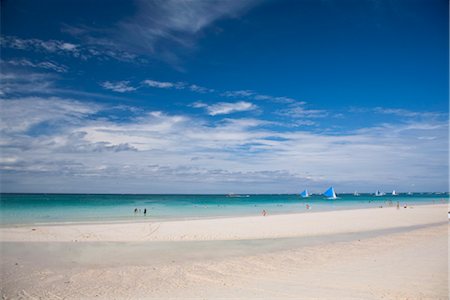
[1,193,448,225]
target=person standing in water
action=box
[144,208,147,215]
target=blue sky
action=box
[0,0,448,193]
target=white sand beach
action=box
[1,204,447,242]
[1,204,448,299]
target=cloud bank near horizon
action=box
[1,95,447,193]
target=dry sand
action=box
[1,204,448,299]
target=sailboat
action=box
[375,190,384,197]
[300,189,309,198]
[353,191,360,196]
[323,186,337,199]
[392,190,398,196]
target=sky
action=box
[0,0,448,194]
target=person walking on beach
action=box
[262,209,267,216]
[396,202,400,209]
[144,208,147,215]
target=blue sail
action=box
[300,189,309,198]
[323,186,337,199]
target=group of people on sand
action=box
[134,208,147,216]
[375,200,410,209]
[261,203,312,216]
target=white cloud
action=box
[0,71,56,95]
[4,59,68,73]
[221,89,296,103]
[1,36,80,55]
[0,35,140,63]
[57,0,259,67]
[193,101,258,116]
[221,90,255,97]
[373,107,444,119]
[189,84,214,93]
[100,81,137,93]
[142,79,182,89]
[276,101,326,119]
[141,79,214,93]
[115,0,258,51]
[0,97,447,193]
[0,97,101,133]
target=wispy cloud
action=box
[373,107,444,119]
[1,36,80,55]
[3,58,68,73]
[276,101,327,119]
[221,89,296,103]
[221,90,255,97]
[0,97,101,133]
[142,79,184,89]
[115,0,258,53]
[189,84,214,93]
[141,79,213,93]
[100,81,137,93]
[193,101,257,116]
[0,70,56,96]
[59,0,259,67]
[1,35,141,63]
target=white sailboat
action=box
[353,191,360,196]
[300,189,309,198]
[392,190,398,196]
[323,186,337,199]
[375,190,385,197]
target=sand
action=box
[1,204,448,299]
[0,204,447,242]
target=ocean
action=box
[0,193,448,225]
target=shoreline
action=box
[1,200,445,228]
[1,204,447,242]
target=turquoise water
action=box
[0,193,448,225]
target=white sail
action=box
[392,190,397,196]
[353,191,360,196]
[375,190,385,197]
[323,186,337,199]
[300,189,309,198]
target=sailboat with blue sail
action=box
[323,186,337,199]
[300,189,309,198]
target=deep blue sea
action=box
[1,193,448,225]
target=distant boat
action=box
[323,186,337,199]
[375,190,385,197]
[300,189,310,198]
[227,193,246,198]
[353,191,360,196]
[407,192,413,195]
[392,190,398,196]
